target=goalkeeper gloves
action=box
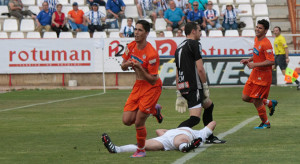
[176,91,188,113]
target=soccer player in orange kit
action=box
[102,20,163,158]
[240,19,278,129]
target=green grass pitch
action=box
[0,86,299,164]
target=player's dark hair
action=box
[257,19,269,30]
[184,22,198,36]
[136,20,150,32]
[274,26,281,32]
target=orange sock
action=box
[263,99,272,108]
[136,126,147,150]
[256,105,269,124]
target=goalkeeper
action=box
[174,22,225,144]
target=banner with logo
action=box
[0,39,103,74]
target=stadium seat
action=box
[210,0,217,3]
[255,16,270,24]
[121,19,136,28]
[225,30,239,36]
[239,17,254,29]
[105,19,120,32]
[43,32,58,38]
[62,6,73,17]
[0,23,1,31]
[201,30,207,37]
[22,0,35,5]
[59,0,69,5]
[76,32,90,38]
[235,0,250,4]
[254,4,269,16]
[266,30,272,37]
[141,18,152,24]
[252,0,267,4]
[0,32,8,38]
[93,32,107,38]
[59,32,73,38]
[20,19,35,32]
[125,5,138,19]
[10,32,25,38]
[123,0,135,5]
[155,18,167,31]
[28,5,40,16]
[219,0,233,5]
[70,0,84,5]
[164,31,173,37]
[241,30,255,37]
[99,6,106,15]
[238,4,252,17]
[209,30,223,37]
[212,5,220,14]
[26,32,41,38]
[79,6,89,13]
[3,19,18,32]
[148,31,157,38]
[0,6,9,18]
[109,32,120,38]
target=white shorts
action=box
[152,127,212,151]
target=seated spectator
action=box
[51,4,68,37]
[204,1,222,31]
[68,2,88,32]
[8,0,36,21]
[36,2,53,32]
[176,28,184,37]
[187,1,206,30]
[183,2,190,17]
[155,0,168,18]
[221,3,247,30]
[87,0,106,7]
[158,31,165,37]
[38,0,58,13]
[188,0,207,12]
[119,17,134,38]
[164,0,185,31]
[106,0,125,22]
[85,3,106,37]
[137,0,157,22]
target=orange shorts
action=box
[124,79,162,114]
[243,80,270,99]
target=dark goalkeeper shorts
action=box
[181,89,204,109]
[275,55,287,70]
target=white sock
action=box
[179,143,187,151]
[117,144,138,153]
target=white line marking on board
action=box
[172,116,259,164]
[0,92,106,113]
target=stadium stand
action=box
[28,5,40,15]
[62,6,73,18]
[148,31,157,38]
[164,31,173,37]
[76,32,90,38]
[22,0,35,6]
[26,32,41,38]
[0,32,8,38]
[59,0,70,5]
[238,4,252,17]
[236,0,250,4]
[59,32,74,38]
[240,17,254,29]
[212,5,220,14]
[0,6,9,18]
[109,31,120,38]
[254,4,269,16]
[124,5,139,19]
[70,0,85,5]
[10,32,25,38]
[241,29,255,37]
[209,30,223,37]
[155,18,167,31]
[20,19,35,32]
[252,0,267,4]
[219,0,233,5]
[123,0,135,5]
[266,30,272,36]
[201,30,206,37]
[99,6,106,15]
[225,30,239,37]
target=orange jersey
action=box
[122,41,161,85]
[248,37,275,86]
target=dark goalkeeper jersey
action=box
[175,39,203,93]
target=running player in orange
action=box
[240,19,278,129]
[118,20,163,157]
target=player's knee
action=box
[242,95,251,102]
[122,118,134,126]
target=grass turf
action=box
[0,86,299,163]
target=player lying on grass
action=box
[102,121,216,154]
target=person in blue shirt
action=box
[106,0,126,21]
[187,1,206,30]
[164,0,185,31]
[36,1,53,32]
[188,0,207,11]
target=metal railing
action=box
[287,0,300,49]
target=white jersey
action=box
[152,126,212,151]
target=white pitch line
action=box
[172,116,259,164]
[0,92,106,113]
